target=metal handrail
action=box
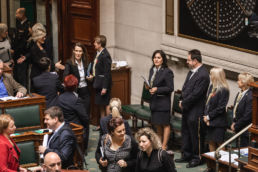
[214,123,253,172]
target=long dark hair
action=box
[151,50,168,68]
[71,42,89,67]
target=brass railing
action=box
[215,123,253,172]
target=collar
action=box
[191,64,202,73]
[54,122,65,134]
[153,66,161,72]
[241,88,249,97]
[75,59,82,65]
[21,18,27,24]
[73,91,78,97]
[97,48,105,55]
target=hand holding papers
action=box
[141,75,151,89]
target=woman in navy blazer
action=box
[148,50,174,150]
[63,42,91,115]
[0,114,27,172]
[203,68,229,152]
[231,73,254,147]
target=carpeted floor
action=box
[85,122,207,172]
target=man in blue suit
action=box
[39,106,76,169]
[175,49,210,168]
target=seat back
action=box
[172,90,182,115]
[17,141,37,166]
[4,105,41,131]
[226,106,234,128]
[141,84,151,105]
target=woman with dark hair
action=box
[57,74,89,152]
[0,114,27,172]
[95,117,138,172]
[135,127,177,172]
[63,42,91,116]
[147,50,174,150]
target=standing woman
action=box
[63,42,90,115]
[203,67,229,152]
[90,35,112,131]
[148,50,174,150]
[231,73,254,147]
[135,127,177,172]
[0,23,13,68]
[0,114,27,172]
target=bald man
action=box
[43,152,62,172]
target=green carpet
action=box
[85,122,207,172]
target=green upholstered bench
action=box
[4,105,41,132]
[17,141,38,167]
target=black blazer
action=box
[93,48,112,89]
[148,67,174,111]
[233,89,253,132]
[63,59,88,84]
[205,85,229,128]
[57,92,89,128]
[99,114,132,137]
[44,123,76,169]
[181,65,210,119]
[32,72,64,108]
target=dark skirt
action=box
[151,111,171,125]
[206,127,226,143]
[95,89,110,105]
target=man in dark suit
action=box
[39,106,76,169]
[33,57,64,108]
[231,73,254,147]
[175,49,210,168]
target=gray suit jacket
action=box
[2,73,27,96]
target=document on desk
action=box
[204,150,239,166]
[0,96,29,101]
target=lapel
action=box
[182,71,193,90]
[49,131,59,146]
[153,68,164,86]
[0,135,20,161]
[2,74,12,95]
[239,89,250,105]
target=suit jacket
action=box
[63,59,88,83]
[57,91,89,128]
[93,48,112,89]
[100,114,132,137]
[205,85,229,128]
[44,123,76,169]
[2,73,27,96]
[32,72,64,108]
[148,67,174,111]
[233,89,253,132]
[181,65,210,120]
[0,134,20,172]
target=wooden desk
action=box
[62,170,89,172]
[0,93,46,131]
[202,153,238,172]
[90,67,131,125]
[12,123,84,169]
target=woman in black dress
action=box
[203,67,229,151]
[63,42,90,115]
[147,50,174,149]
[135,127,177,172]
[89,35,112,130]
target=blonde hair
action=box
[210,67,229,90]
[135,127,162,150]
[0,23,8,35]
[109,98,122,118]
[29,23,46,42]
[238,73,254,89]
[0,114,14,134]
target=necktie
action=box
[233,92,243,118]
[150,68,157,88]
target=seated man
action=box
[39,106,76,169]
[0,59,26,98]
[43,152,62,172]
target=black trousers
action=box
[181,114,201,161]
[77,86,90,151]
[13,62,28,88]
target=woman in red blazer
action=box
[0,114,27,172]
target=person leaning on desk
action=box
[0,59,27,98]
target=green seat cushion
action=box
[142,86,151,102]
[122,104,142,114]
[135,106,151,121]
[5,105,40,128]
[171,116,182,131]
[173,92,182,114]
[17,141,37,165]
